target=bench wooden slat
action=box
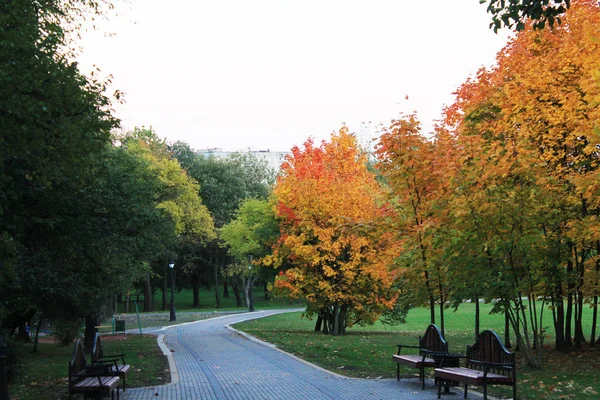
[74,376,121,391]
[435,367,512,385]
[392,354,436,368]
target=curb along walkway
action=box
[123,309,472,400]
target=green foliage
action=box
[482,0,571,32]
[123,134,215,243]
[52,318,83,346]
[0,1,197,333]
[173,144,273,228]
[1,0,122,328]
[220,198,278,261]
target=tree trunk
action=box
[264,281,270,300]
[591,295,598,347]
[144,274,154,312]
[565,293,573,347]
[565,258,574,348]
[574,250,586,348]
[592,252,600,346]
[162,267,167,311]
[424,269,435,324]
[339,305,347,335]
[474,296,480,341]
[214,267,221,309]
[439,294,445,338]
[315,313,323,332]
[18,324,30,343]
[248,278,255,312]
[552,290,566,351]
[333,304,341,336]
[192,278,200,308]
[232,280,243,307]
[574,290,586,348]
[322,308,331,334]
[504,308,511,348]
[32,316,43,353]
[83,316,98,353]
[223,280,230,298]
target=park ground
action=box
[9,288,600,400]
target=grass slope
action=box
[10,335,168,400]
[234,304,600,400]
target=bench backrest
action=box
[466,330,515,373]
[419,324,448,354]
[68,339,88,385]
[91,332,103,363]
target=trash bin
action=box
[115,320,126,334]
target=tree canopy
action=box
[269,128,399,335]
[483,0,571,31]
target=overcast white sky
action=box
[77,0,511,152]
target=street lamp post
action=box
[169,261,176,322]
[248,262,254,312]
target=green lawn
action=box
[234,303,600,400]
[115,285,304,314]
[10,335,168,400]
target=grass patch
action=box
[116,286,304,314]
[98,311,244,334]
[234,305,600,400]
[10,334,168,400]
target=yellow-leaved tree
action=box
[267,127,399,335]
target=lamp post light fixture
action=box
[169,261,176,322]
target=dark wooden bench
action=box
[391,324,457,390]
[68,339,121,399]
[91,332,131,391]
[435,330,516,400]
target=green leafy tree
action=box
[172,142,274,308]
[0,0,120,336]
[220,198,279,310]
[482,0,571,31]
[119,130,216,312]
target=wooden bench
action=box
[68,339,121,400]
[391,324,457,390]
[91,332,131,391]
[435,330,516,400]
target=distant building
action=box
[357,121,381,154]
[197,148,290,172]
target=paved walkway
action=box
[123,309,471,400]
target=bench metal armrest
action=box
[102,353,126,364]
[396,344,419,355]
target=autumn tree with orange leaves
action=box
[375,114,458,338]
[440,0,600,367]
[267,128,399,335]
